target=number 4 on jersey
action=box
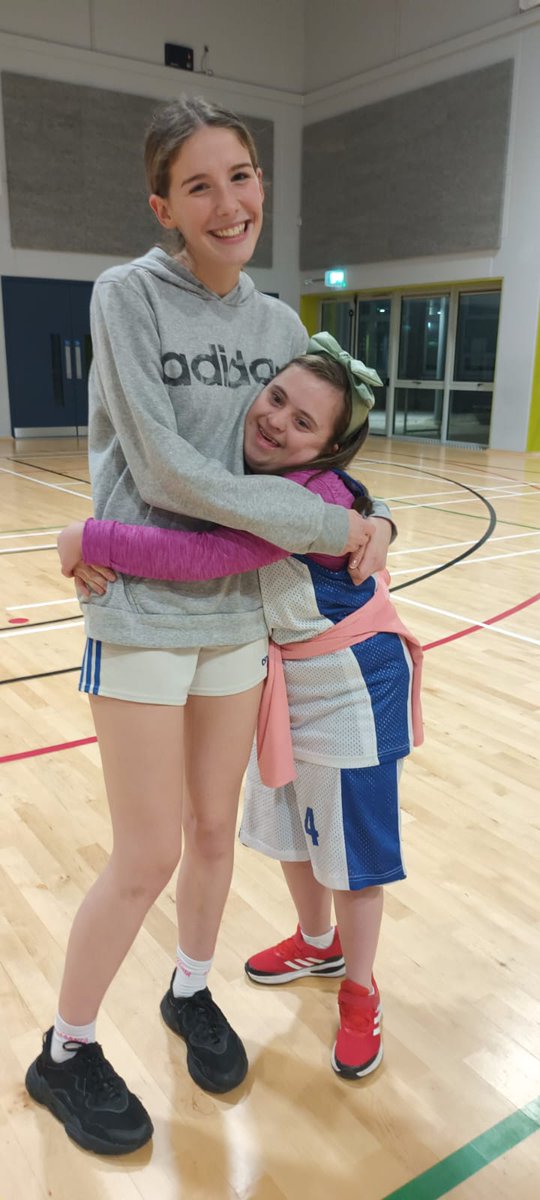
[304,806,320,846]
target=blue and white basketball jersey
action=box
[258,557,413,768]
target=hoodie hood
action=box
[132,245,256,306]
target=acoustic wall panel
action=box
[1,73,273,266]
[301,60,514,269]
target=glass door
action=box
[315,285,500,444]
[448,291,500,445]
[394,295,449,438]
[356,299,390,435]
[320,300,356,353]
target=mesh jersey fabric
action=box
[241,751,406,891]
[258,558,413,767]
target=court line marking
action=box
[391,546,540,576]
[389,469,497,592]
[394,592,540,646]
[0,544,57,554]
[360,459,540,489]
[0,735,97,765]
[392,489,537,511]
[370,448,540,484]
[0,466,92,501]
[382,1095,540,1200]
[361,464,502,487]
[9,457,90,485]
[383,484,524,502]
[0,529,62,540]
[0,666,80,687]
[6,598,79,611]
[399,506,537,529]
[0,449,85,458]
[390,530,540,556]
[0,619,83,639]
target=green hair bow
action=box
[306,331,382,439]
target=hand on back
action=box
[345,512,392,585]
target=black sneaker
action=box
[160,979,248,1093]
[25,1029,153,1155]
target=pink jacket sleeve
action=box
[81,470,355,581]
[82,518,289,581]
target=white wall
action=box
[0,7,305,435]
[301,4,540,451]
[0,0,305,92]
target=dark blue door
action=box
[69,280,94,429]
[2,277,93,435]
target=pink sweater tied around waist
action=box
[256,570,424,788]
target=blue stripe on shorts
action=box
[92,639,102,695]
[79,638,102,696]
[340,760,406,889]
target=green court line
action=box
[382,1096,540,1200]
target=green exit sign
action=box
[325,269,347,289]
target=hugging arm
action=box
[82,519,290,581]
[58,471,389,586]
[91,281,350,556]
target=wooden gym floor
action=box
[0,434,539,1200]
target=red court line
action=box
[422,591,540,650]
[2,591,540,765]
[0,735,97,765]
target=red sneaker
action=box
[332,979,383,1078]
[245,925,345,985]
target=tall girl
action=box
[25,98,393,1155]
[58,335,421,1085]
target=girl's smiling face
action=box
[149,125,264,295]
[243,364,342,473]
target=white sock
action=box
[172,946,213,999]
[301,926,335,950]
[51,1014,96,1064]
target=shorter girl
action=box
[59,334,422,1081]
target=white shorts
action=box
[79,637,269,705]
[240,752,405,892]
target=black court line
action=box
[9,458,91,485]
[0,666,80,686]
[366,444,540,482]
[369,461,498,593]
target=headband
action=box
[306,331,382,439]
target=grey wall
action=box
[300,60,513,269]
[1,72,274,266]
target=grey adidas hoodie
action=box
[84,247,391,648]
